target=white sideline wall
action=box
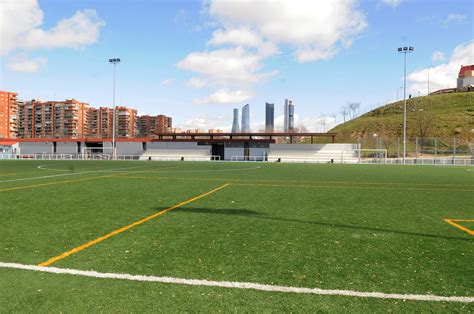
[17,142,53,154]
[269,143,359,151]
[249,147,267,159]
[116,142,143,155]
[224,147,244,160]
[56,142,78,154]
[147,142,211,151]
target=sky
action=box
[0,0,473,132]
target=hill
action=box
[331,92,474,144]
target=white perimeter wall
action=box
[249,148,267,159]
[224,147,244,160]
[147,142,211,151]
[56,142,78,154]
[116,142,143,155]
[17,142,53,154]
[269,143,359,151]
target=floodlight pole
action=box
[109,58,121,160]
[398,47,414,164]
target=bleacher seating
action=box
[140,148,212,161]
[267,144,359,163]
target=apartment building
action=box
[17,99,90,139]
[138,114,172,135]
[0,91,18,138]
[88,107,113,138]
[115,106,138,138]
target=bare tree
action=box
[318,118,328,132]
[348,102,361,119]
[414,109,435,138]
[340,105,349,122]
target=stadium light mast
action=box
[397,46,414,164]
[109,58,121,160]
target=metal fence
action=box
[357,136,473,159]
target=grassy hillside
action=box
[331,92,474,144]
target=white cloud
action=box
[0,0,104,55]
[177,47,277,87]
[179,1,367,105]
[161,79,173,86]
[178,114,231,132]
[264,114,336,132]
[379,0,403,8]
[208,27,262,47]
[187,77,208,89]
[408,41,474,94]
[6,56,47,73]
[207,0,367,63]
[431,51,445,62]
[444,13,466,24]
[193,89,253,105]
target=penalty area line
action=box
[0,262,472,303]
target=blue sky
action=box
[1,0,472,131]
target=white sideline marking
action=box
[0,165,154,183]
[108,165,262,173]
[0,262,472,303]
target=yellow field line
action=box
[444,219,474,235]
[38,183,229,267]
[117,175,474,188]
[0,165,183,192]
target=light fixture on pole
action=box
[397,46,414,164]
[109,58,121,160]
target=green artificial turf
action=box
[0,160,473,312]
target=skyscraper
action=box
[231,108,240,133]
[241,104,250,132]
[283,99,294,132]
[265,102,274,132]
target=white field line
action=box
[108,166,262,173]
[0,164,155,183]
[0,262,472,303]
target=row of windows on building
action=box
[0,91,172,139]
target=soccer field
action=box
[0,160,473,312]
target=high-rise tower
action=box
[231,108,240,133]
[283,99,294,132]
[241,104,250,132]
[265,102,274,132]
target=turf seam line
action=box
[1,262,472,303]
[38,183,230,267]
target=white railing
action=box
[231,156,265,162]
[139,155,220,161]
[0,154,220,162]
[1,153,472,166]
[385,157,474,166]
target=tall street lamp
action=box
[109,58,121,159]
[397,46,414,164]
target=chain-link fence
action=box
[355,136,473,159]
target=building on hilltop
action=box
[265,102,274,132]
[457,65,474,91]
[241,104,250,132]
[0,91,18,139]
